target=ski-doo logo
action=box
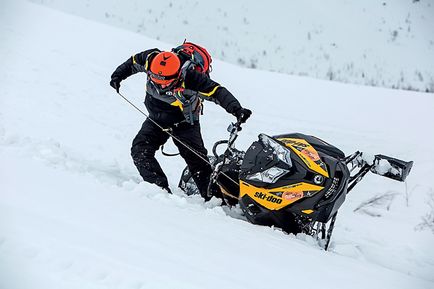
[254,192,282,204]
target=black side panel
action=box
[239,195,304,234]
[274,133,345,159]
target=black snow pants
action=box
[131,118,213,200]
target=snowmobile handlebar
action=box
[212,121,243,158]
[212,140,229,158]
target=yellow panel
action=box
[239,181,323,211]
[277,138,329,178]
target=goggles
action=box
[148,70,179,85]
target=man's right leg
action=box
[131,119,170,189]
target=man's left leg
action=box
[173,123,213,201]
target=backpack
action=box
[172,41,212,75]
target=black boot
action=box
[155,179,172,194]
[161,186,172,194]
[191,170,212,201]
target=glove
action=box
[110,77,121,93]
[234,107,252,124]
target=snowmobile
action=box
[179,122,413,250]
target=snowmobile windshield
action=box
[241,134,294,184]
[259,134,293,167]
[244,134,293,184]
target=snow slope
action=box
[1,1,434,289]
[29,0,434,92]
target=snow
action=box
[374,158,400,176]
[28,0,434,92]
[1,1,434,289]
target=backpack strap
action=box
[179,60,193,82]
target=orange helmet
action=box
[149,51,181,85]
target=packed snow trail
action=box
[1,1,434,289]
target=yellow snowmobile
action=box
[179,122,413,249]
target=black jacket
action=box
[111,48,242,126]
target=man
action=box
[110,47,251,201]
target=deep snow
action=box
[1,1,434,289]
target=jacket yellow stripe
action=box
[144,51,159,71]
[199,85,219,97]
[144,56,150,70]
[170,99,184,110]
[132,55,137,65]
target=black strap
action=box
[161,144,180,157]
[159,121,187,157]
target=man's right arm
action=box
[110,48,160,86]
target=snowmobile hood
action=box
[276,137,329,178]
[238,133,335,211]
